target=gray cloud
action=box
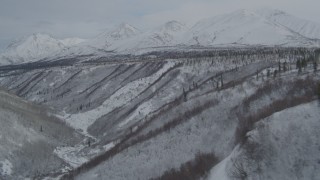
[1,0,320,49]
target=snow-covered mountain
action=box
[109,20,188,53]
[86,23,141,49]
[112,10,320,52]
[0,33,85,65]
[138,20,188,47]
[107,23,142,41]
[1,8,320,65]
[257,8,320,40]
[61,37,86,47]
[72,21,188,55]
[186,9,320,46]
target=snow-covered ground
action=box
[74,63,280,179]
[54,145,89,168]
[0,45,318,179]
[62,61,175,135]
[0,159,13,176]
[0,89,81,179]
[208,100,320,180]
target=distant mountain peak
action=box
[118,23,138,30]
[0,33,85,65]
[6,33,54,50]
[109,23,141,40]
[159,20,187,32]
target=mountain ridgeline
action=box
[0,7,320,180]
[1,8,320,65]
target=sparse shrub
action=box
[229,157,248,180]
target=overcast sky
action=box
[1,0,320,50]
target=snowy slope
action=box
[105,20,188,53]
[86,23,142,49]
[0,46,317,179]
[61,37,86,47]
[134,20,188,47]
[257,8,320,40]
[0,33,85,65]
[51,23,142,59]
[0,89,81,179]
[187,9,317,46]
[107,23,142,41]
[208,101,320,180]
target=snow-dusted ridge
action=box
[187,8,320,46]
[1,8,320,65]
[256,8,320,39]
[86,23,142,49]
[0,33,86,65]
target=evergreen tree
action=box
[183,88,187,101]
[318,83,320,104]
[314,60,318,73]
[296,59,301,70]
[267,69,270,78]
[220,74,224,88]
[302,59,307,70]
[273,70,278,78]
[297,59,302,73]
[283,62,287,72]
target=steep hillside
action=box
[209,101,320,180]
[0,89,82,179]
[73,55,320,180]
[0,47,318,179]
